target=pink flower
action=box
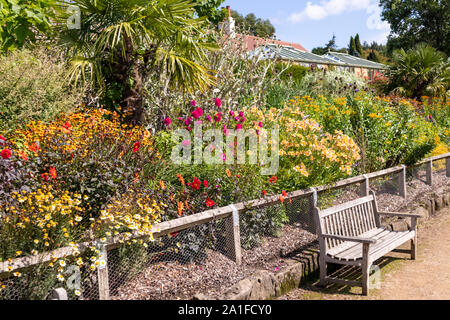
[222,153,227,161]
[240,117,246,123]
[214,113,222,122]
[184,117,192,126]
[214,98,222,108]
[206,115,212,122]
[190,100,196,107]
[236,124,242,130]
[238,111,244,117]
[163,117,172,126]
[234,116,239,121]
[192,107,203,119]
[229,110,235,116]
[178,117,184,121]
[256,129,260,135]
[182,140,191,146]
[258,121,263,128]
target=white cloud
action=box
[288,0,377,24]
[366,4,390,30]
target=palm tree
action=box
[55,0,217,123]
[387,43,449,99]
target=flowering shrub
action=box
[245,105,361,191]
[285,93,440,172]
[0,109,166,299]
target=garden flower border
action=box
[1,153,449,300]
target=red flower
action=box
[19,151,28,161]
[41,173,49,182]
[203,180,209,188]
[0,135,5,145]
[214,113,222,122]
[262,190,267,196]
[49,167,57,179]
[236,174,241,179]
[1,149,12,159]
[205,199,215,207]
[191,107,203,119]
[0,148,11,159]
[28,143,40,153]
[269,176,278,184]
[62,121,72,133]
[282,190,287,197]
[163,117,172,126]
[132,142,141,153]
[191,177,201,190]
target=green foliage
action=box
[349,36,357,56]
[192,0,225,24]
[355,33,363,56]
[386,43,449,99]
[380,0,450,55]
[0,48,84,133]
[0,0,56,52]
[56,0,217,123]
[230,9,275,38]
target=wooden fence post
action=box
[360,175,369,197]
[426,159,433,186]
[309,188,318,234]
[97,243,110,300]
[446,157,450,178]
[398,165,407,199]
[225,204,242,265]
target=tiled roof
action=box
[324,52,388,69]
[235,34,309,53]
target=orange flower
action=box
[19,151,28,161]
[226,169,231,177]
[177,201,184,216]
[28,143,40,153]
[279,195,284,203]
[49,167,57,179]
[184,201,189,210]
[177,174,185,187]
[159,180,166,190]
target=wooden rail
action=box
[1,153,449,292]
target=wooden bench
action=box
[314,191,423,295]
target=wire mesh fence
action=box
[1,155,449,300]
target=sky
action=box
[221,0,390,52]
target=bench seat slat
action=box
[327,230,412,261]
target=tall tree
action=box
[355,33,363,56]
[348,36,357,56]
[192,0,225,25]
[230,10,275,38]
[380,0,450,55]
[56,0,217,124]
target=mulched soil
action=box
[111,168,449,300]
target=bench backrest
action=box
[314,193,380,251]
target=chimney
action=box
[218,5,236,38]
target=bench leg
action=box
[411,237,417,260]
[361,243,370,296]
[319,256,328,286]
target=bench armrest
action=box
[378,212,423,218]
[321,234,377,244]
